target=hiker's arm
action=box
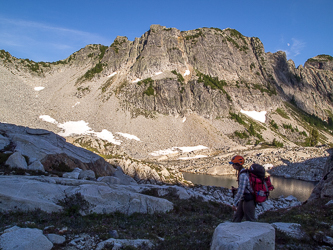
[233,173,246,206]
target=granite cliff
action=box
[1,24,333,162]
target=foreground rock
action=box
[0,122,116,176]
[0,226,53,250]
[211,221,275,250]
[0,175,173,215]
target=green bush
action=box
[286,101,333,132]
[83,62,104,80]
[276,108,290,119]
[137,78,154,86]
[101,78,113,93]
[283,124,293,130]
[171,70,185,84]
[196,71,227,91]
[305,129,319,146]
[110,39,127,53]
[98,45,108,60]
[300,131,307,137]
[210,27,223,33]
[270,120,279,129]
[248,124,256,136]
[225,29,248,51]
[253,84,276,96]
[143,82,155,96]
[57,193,92,216]
[229,112,245,125]
[185,30,205,40]
[307,54,333,63]
[234,131,249,139]
[0,50,12,61]
[272,138,283,147]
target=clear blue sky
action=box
[1,0,332,67]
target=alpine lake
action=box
[182,172,318,202]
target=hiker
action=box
[229,155,256,222]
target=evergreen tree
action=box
[306,129,319,146]
[248,124,256,136]
[310,129,319,146]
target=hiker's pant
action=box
[233,199,256,222]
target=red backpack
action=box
[248,164,274,203]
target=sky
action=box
[0,0,332,67]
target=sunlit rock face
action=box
[1,25,333,160]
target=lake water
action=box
[182,172,318,202]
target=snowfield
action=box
[184,70,190,76]
[34,87,45,91]
[39,115,211,157]
[150,145,208,157]
[240,109,267,123]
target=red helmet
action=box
[229,155,245,165]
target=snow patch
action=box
[116,132,140,141]
[132,78,142,83]
[240,109,267,123]
[95,130,122,145]
[176,145,208,153]
[39,115,58,124]
[39,115,122,145]
[150,148,178,157]
[155,72,163,75]
[108,72,117,77]
[72,102,80,108]
[184,70,190,76]
[58,120,91,137]
[179,155,208,160]
[34,87,45,91]
[150,145,208,156]
[182,117,186,123]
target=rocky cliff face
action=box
[94,25,333,119]
[0,24,333,160]
[309,149,333,200]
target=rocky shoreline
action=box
[148,145,331,182]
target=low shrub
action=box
[234,131,249,139]
[0,152,11,164]
[229,112,246,125]
[270,120,279,129]
[276,108,290,119]
[57,193,92,216]
[171,70,185,84]
[272,138,283,147]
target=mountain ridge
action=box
[1,24,333,160]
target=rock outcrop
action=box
[0,227,53,250]
[0,175,173,215]
[308,149,333,200]
[0,122,116,176]
[211,221,275,250]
